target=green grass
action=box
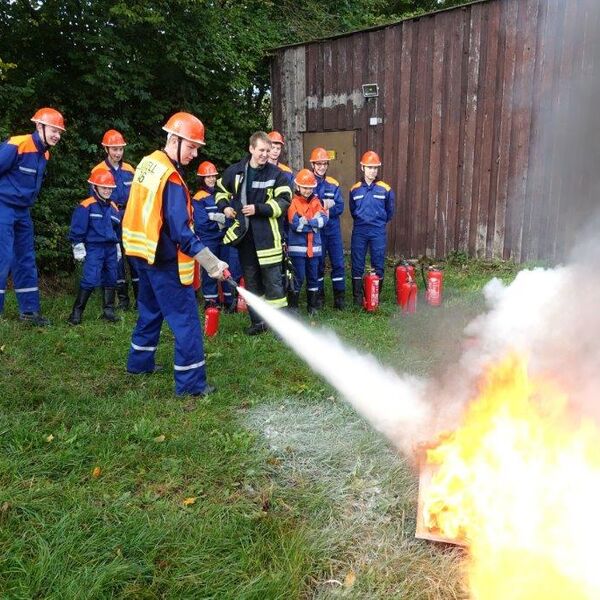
[0,259,523,599]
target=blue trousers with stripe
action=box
[318,219,345,293]
[0,201,41,314]
[80,243,118,290]
[351,224,387,279]
[290,255,319,294]
[127,266,208,396]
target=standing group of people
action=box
[0,107,395,398]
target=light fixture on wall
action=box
[362,83,379,98]
[362,83,382,126]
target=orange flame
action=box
[423,352,600,599]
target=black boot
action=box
[333,289,345,310]
[117,282,130,310]
[132,279,139,310]
[287,291,300,314]
[378,278,384,305]
[317,287,325,309]
[68,288,93,325]
[102,287,120,322]
[307,290,319,316]
[352,278,363,307]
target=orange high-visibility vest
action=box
[122,150,195,285]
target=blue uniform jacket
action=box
[315,175,344,232]
[0,130,49,208]
[287,193,328,257]
[89,159,135,209]
[69,194,121,244]
[192,185,227,243]
[349,180,395,228]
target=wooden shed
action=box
[270,0,600,262]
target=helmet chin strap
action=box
[176,137,183,167]
[40,124,49,147]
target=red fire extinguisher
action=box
[395,262,415,305]
[425,267,443,306]
[399,276,417,314]
[204,306,220,337]
[363,271,380,312]
[236,277,248,313]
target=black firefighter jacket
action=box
[215,157,292,266]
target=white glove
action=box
[298,216,308,227]
[324,199,335,210]
[208,212,226,224]
[208,212,226,230]
[72,243,86,262]
[116,244,122,261]
[194,247,229,279]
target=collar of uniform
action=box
[31,130,47,154]
[201,184,215,194]
[104,158,121,171]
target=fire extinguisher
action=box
[399,276,417,314]
[363,270,380,312]
[425,267,443,306]
[236,277,248,313]
[204,306,220,337]
[395,261,415,305]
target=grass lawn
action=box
[0,258,523,599]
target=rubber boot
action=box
[378,278,384,305]
[307,290,319,316]
[117,282,130,310]
[352,278,363,307]
[333,289,345,310]
[102,287,120,322]
[317,287,325,309]
[287,291,300,315]
[132,280,139,310]
[68,288,93,325]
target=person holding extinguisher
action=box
[286,169,328,315]
[349,151,395,306]
[192,160,240,312]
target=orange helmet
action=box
[309,147,330,163]
[197,161,218,177]
[294,169,317,188]
[267,131,285,145]
[162,112,205,145]
[101,129,126,147]
[360,151,381,166]
[31,107,66,131]
[88,170,116,188]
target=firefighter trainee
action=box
[309,147,346,310]
[90,129,138,310]
[122,112,228,398]
[216,131,292,336]
[68,170,121,325]
[0,107,65,326]
[286,169,328,316]
[349,151,395,306]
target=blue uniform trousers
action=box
[80,243,118,290]
[117,247,139,288]
[127,266,207,396]
[291,255,319,294]
[0,202,40,314]
[351,224,387,279]
[318,219,345,293]
[220,245,241,307]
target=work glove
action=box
[72,243,86,262]
[194,247,229,280]
[297,216,308,230]
[323,199,335,210]
[116,244,122,261]
[208,212,226,230]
